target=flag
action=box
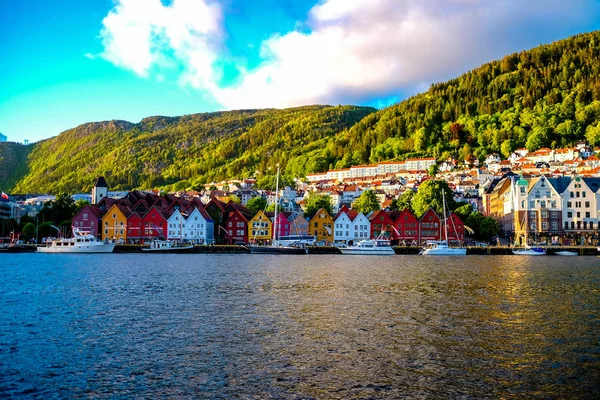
[1,192,8,202]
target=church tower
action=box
[92,176,109,205]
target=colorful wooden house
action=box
[393,208,419,243]
[126,212,143,243]
[369,210,395,239]
[248,210,272,242]
[141,205,168,240]
[225,209,248,244]
[71,205,103,238]
[308,208,334,243]
[205,198,228,244]
[418,208,441,243]
[101,204,130,242]
[446,212,465,242]
[273,212,291,239]
[289,213,309,236]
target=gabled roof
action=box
[546,177,572,194]
[582,177,600,193]
[93,176,108,188]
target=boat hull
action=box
[339,248,395,255]
[421,247,467,256]
[512,249,546,255]
[249,246,306,255]
[37,243,116,253]
[141,245,194,253]
[555,251,578,256]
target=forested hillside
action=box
[0,142,32,191]
[3,30,600,194]
[320,30,600,169]
[4,106,374,193]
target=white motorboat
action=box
[421,240,467,256]
[512,246,546,256]
[37,229,116,253]
[142,240,194,252]
[554,250,578,256]
[339,238,395,255]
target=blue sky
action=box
[1,0,599,143]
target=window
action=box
[83,213,88,219]
[577,212,581,218]
[585,202,590,208]
[583,191,586,198]
[551,221,558,231]
[567,202,572,208]
[542,222,548,230]
[586,212,590,218]
[113,213,116,219]
[567,212,572,218]
[564,221,569,229]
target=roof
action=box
[93,176,108,188]
[546,177,572,194]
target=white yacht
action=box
[421,240,467,256]
[340,238,395,255]
[37,229,116,253]
[512,246,546,256]
[421,191,466,256]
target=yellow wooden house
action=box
[101,204,129,242]
[308,208,334,243]
[248,210,272,242]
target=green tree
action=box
[21,222,36,242]
[465,212,485,237]
[229,194,241,203]
[40,193,77,224]
[352,190,381,214]
[453,203,474,222]
[304,192,332,219]
[246,196,267,216]
[412,180,456,218]
[391,190,415,212]
[428,164,439,177]
[479,217,500,241]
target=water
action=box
[1,254,599,398]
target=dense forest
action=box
[322,30,600,168]
[2,30,600,194]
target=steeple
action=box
[92,176,109,205]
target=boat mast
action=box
[274,164,280,245]
[442,190,448,243]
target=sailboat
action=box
[512,178,545,256]
[249,165,306,255]
[421,190,467,256]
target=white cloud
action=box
[98,0,599,109]
[99,0,222,84]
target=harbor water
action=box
[1,254,599,398]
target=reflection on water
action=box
[1,254,599,398]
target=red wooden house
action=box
[446,212,465,242]
[419,208,441,243]
[272,212,291,239]
[369,210,395,239]
[126,212,143,243]
[71,205,103,237]
[225,210,248,244]
[141,205,168,240]
[393,208,419,243]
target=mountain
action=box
[2,106,374,193]
[2,30,600,194]
[321,30,600,169]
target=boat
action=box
[421,240,467,256]
[554,250,578,256]
[339,236,395,255]
[37,228,116,253]
[421,191,467,256]
[141,240,194,252]
[249,165,306,255]
[512,246,546,256]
